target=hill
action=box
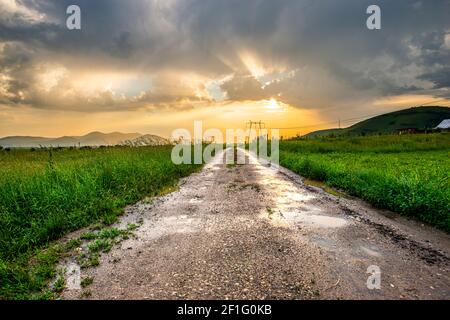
[303,128,343,138]
[0,132,142,148]
[304,106,450,138]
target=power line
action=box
[245,120,267,143]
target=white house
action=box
[435,119,450,129]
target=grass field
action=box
[1,135,449,299]
[0,146,201,299]
[280,133,450,232]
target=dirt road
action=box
[63,148,450,299]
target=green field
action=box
[280,133,450,231]
[0,146,201,299]
[1,135,449,299]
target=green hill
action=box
[303,128,344,138]
[304,106,450,138]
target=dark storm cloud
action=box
[0,0,449,110]
[419,68,450,90]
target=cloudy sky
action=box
[0,0,449,138]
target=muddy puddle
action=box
[244,150,350,231]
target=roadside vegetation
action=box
[280,133,450,232]
[0,145,201,299]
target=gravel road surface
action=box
[62,148,450,300]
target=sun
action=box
[264,98,284,112]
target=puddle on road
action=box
[243,150,349,230]
[283,191,315,202]
[281,211,348,228]
[189,197,204,204]
[139,215,201,241]
[359,245,382,258]
[303,179,347,198]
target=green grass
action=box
[0,145,201,299]
[280,133,450,231]
[80,276,94,288]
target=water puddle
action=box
[282,211,348,228]
[303,179,347,198]
[243,149,349,230]
[139,215,200,241]
[284,191,315,202]
[189,197,203,204]
[359,245,382,258]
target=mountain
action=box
[304,106,450,138]
[120,134,170,147]
[0,132,142,148]
[77,132,142,146]
[0,136,54,148]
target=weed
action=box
[80,232,97,240]
[65,239,82,250]
[87,239,112,253]
[267,207,274,219]
[79,290,92,298]
[80,276,94,288]
[53,275,65,293]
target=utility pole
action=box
[246,120,266,144]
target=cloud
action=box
[0,0,449,112]
[220,73,269,101]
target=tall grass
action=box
[0,146,201,299]
[280,134,450,231]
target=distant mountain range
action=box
[0,131,170,148]
[304,106,450,138]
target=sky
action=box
[0,0,449,138]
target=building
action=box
[435,119,450,130]
[396,128,418,135]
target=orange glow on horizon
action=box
[1,95,449,139]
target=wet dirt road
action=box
[63,148,450,299]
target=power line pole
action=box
[246,120,266,144]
